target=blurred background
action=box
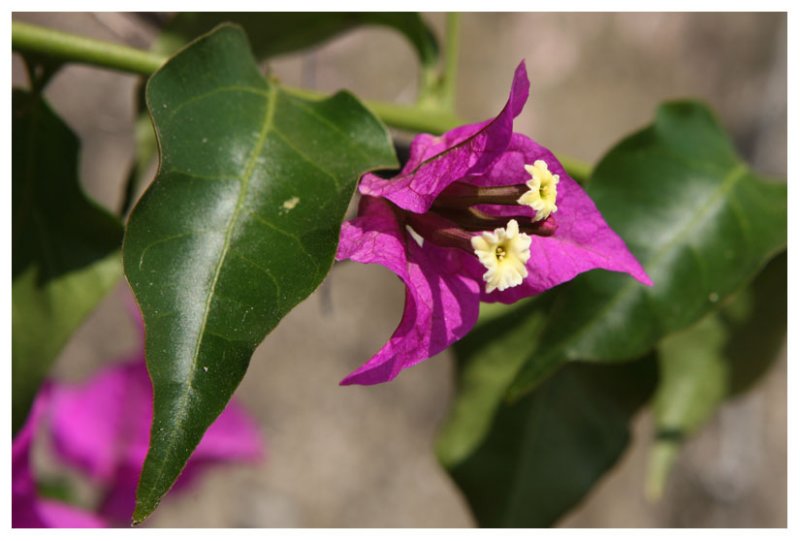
[12,12,787,527]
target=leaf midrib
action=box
[141,82,278,508]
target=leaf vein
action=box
[144,83,278,504]
[137,229,220,271]
[281,92,374,163]
[248,213,320,274]
[272,128,341,188]
[162,85,269,124]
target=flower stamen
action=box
[471,219,532,293]
[518,160,559,222]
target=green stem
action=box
[13,21,166,76]
[11,20,592,182]
[441,12,461,111]
[281,85,463,135]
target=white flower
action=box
[517,160,559,222]
[471,219,532,293]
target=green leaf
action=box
[511,101,787,396]
[723,251,787,396]
[12,90,123,435]
[647,313,728,500]
[446,356,657,527]
[156,12,438,68]
[124,25,397,523]
[436,295,555,467]
[123,13,438,216]
[646,251,786,498]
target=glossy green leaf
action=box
[156,12,438,68]
[12,89,123,435]
[447,356,657,527]
[123,25,397,523]
[646,251,786,498]
[511,101,787,396]
[124,13,438,216]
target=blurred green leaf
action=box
[437,294,555,467]
[723,251,787,396]
[124,25,397,523]
[646,251,786,498]
[156,12,438,67]
[12,90,123,435]
[511,101,787,396]
[647,311,728,499]
[446,355,657,527]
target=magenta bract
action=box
[12,386,106,528]
[12,302,264,527]
[336,61,651,386]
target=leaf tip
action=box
[131,500,156,526]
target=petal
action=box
[337,196,409,277]
[99,408,264,527]
[12,386,107,528]
[13,387,50,527]
[97,463,140,525]
[49,356,151,484]
[35,500,107,528]
[50,356,264,516]
[479,134,652,303]
[358,61,531,213]
[337,197,481,384]
[12,385,50,495]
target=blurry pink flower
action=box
[49,357,264,524]
[13,301,264,527]
[337,61,651,385]
[12,386,106,528]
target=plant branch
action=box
[11,20,592,182]
[280,85,463,135]
[13,21,166,76]
[441,12,461,111]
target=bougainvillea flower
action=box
[48,358,264,523]
[336,61,651,385]
[47,303,264,524]
[13,386,106,528]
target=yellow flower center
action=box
[471,219,532,293]
[517,160,559,222]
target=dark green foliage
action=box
[123,25,397,522]
[12,89,123,435]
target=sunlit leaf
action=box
[125,12,438,215]
[511,101,786,396]
[123,25,397,523]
